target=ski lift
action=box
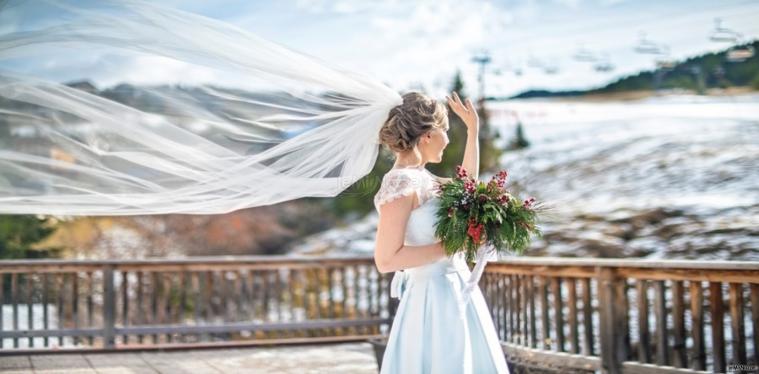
[471,50,492,65]
[655,60,676,70]
[709,18,741,43]
[593,53,615,72]
[527,55,543,69]
[727,45,755,62]
[634,32,665,55]
[543,63,560,75]
[573,46,597,62]
[653,44,675,71]
[725,34,755,62]
[544,66,559,75]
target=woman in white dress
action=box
[373,91,510,374]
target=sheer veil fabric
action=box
[0,0,402,215]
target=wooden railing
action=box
[480,257,759,374]
[2,255,758,374]
[0,256,393,353]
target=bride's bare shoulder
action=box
[423,169,452,184]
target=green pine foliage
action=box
[0,215,61,259]
[434,167,541,265]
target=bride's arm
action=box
[462,128,480,180]
[374,193,446,274]
[447,92,480,180]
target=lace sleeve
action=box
[374,171,419,210]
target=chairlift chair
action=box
[709,18,741,43]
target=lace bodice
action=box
[374,167,443,246]
[373,168,439,211]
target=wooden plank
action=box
[671,280,686,368]
[113,317,390,336]
[581,277,593,356]
[205,271,215,340]
[528,275,537,349]
[498,274,505,341]
[637,279,652,363]
[121,270,129,344]
[43,273,50,347]
[487,264,759,283]
[327,268,336,329]
[0,255,377,270]
[621,361,711,374]
[1,334,383,356]
[319,267,332,336]
[654,280,668,366]
[551,277,564,352]
[510,274,517,343]
[540,276,550,351]
[611,277,631,366]
[151,272,160,344]
[522,274,529,347]
[56,273,64,347]
[0,327,103,339]
[161,272,172,343]
[72,272,79,346]
[485,273,495,336]
[728,282,746,366]
[3,256,759,274]
[567,277,579,354]
[103,266,116,349]
[11,273,19,348]
[495,274,504,341]
[86,272,94,346]
[340,268,349,336]
[136,271,145,344]
[487,257,759,271]
[617,268,759,284]
[689,281,705,371]
[515,274,522,345]
[751,284,759,370]
[26,274,34,348]
[597,267,621,374]
[708,282,725,373]
[501,342,600,372]
[0,274,4,349]
[179,271,189,343]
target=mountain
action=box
[505,40,759,100]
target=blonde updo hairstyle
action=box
[379,92,448,155]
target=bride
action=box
[374,91,510,374]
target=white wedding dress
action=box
[374,166,510,374]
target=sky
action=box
[2,0,759,98]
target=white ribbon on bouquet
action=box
[461,243,499,306]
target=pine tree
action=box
[509,121,530,150]
[0,215,61,259]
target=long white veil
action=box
[0,0,402,215]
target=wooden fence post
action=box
[597,267,628,374]
[103,265,116,349]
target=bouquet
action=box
[434,165,543,265]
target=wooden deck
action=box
[0,342,378,373]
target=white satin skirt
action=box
[380,253,510,374]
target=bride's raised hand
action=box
[446,91,479,133]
